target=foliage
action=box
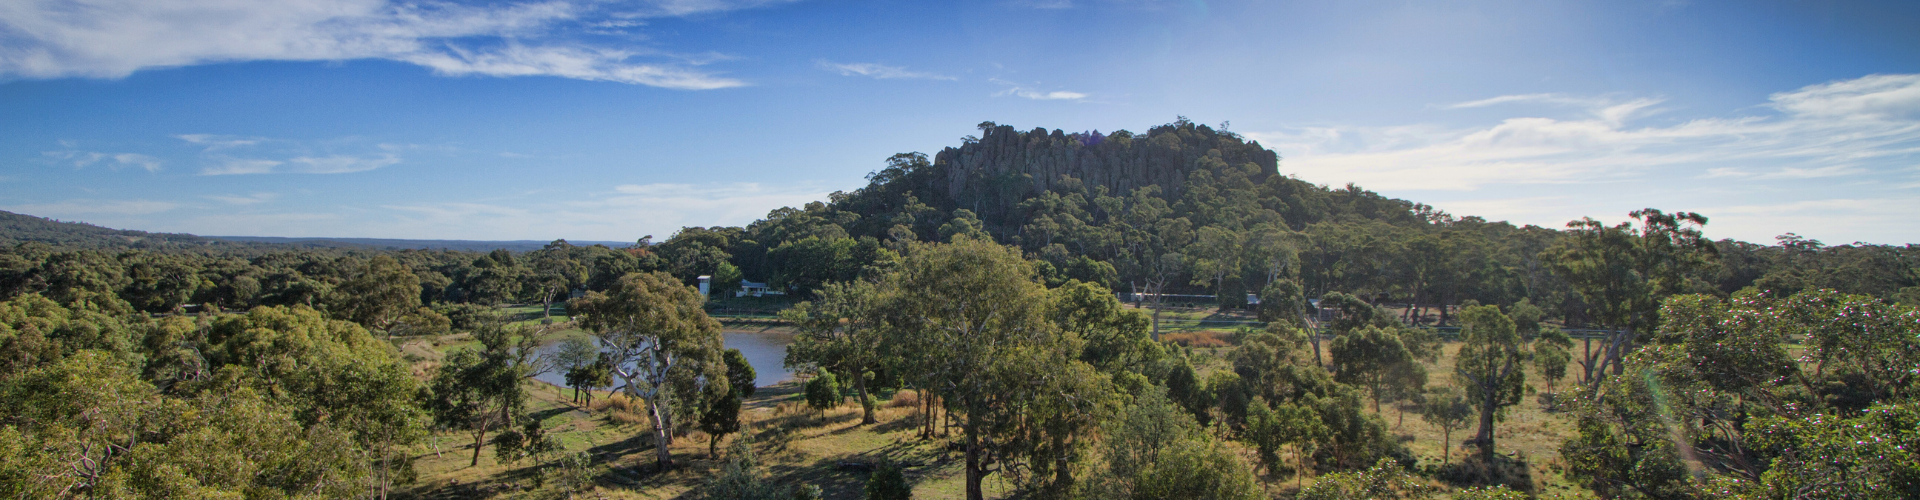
[1559,289,1920,499]
[784,280,885,422]
[1329,325,1425,412]
[570,271,726,470]
[1296,458,1436,500]
[1419,385,1475,465]
[1081,386,1261,500]
[805,371,841,412]
[865,461,913,500]
[1454,304,1528,464]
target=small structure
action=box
[697,275,711,297]
[736,281,782,298]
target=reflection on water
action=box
[531,332,795,390]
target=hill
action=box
[0,210,224,249]
[207,236,634,252]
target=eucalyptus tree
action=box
[1420,385,1474,466]
[1329,325,1423,413]
[878,237,1087,500]
[1453,304,1528,464]
[333,255,422,335]
[782,279,886,424]
[1545,209,1714,390]
[527,240,587,318]
[424,319,549,467]
[570,271,726,470]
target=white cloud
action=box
[40,149,162,171]
[200,158,284,176]
[0,0,753,89]
[369,182,832,240]
[1768,73,1920,120]
[991,79,1087,100]
[288,154,402,174]
[174,134,260,150]
[1245,73,1920,244]
[206,193,279,205]
[1247,74,1920,192]
[817,60,955,80]
[173,135,405,175]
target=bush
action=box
[888,389,920,409]
[1297,459,1436,500]
[865,461,912,500]
[805,372,841,412]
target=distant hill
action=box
[0,210,224,249]
[0,210,633,253]
[207,236,634,252]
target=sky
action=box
[2,0,1917,245]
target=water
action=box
[532,331,795,390]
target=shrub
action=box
[865,461,912,500]
[888,389,920,409]
[805,372,841,412]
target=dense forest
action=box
[0,119,1915,499]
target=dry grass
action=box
[888,389,920,409]
[1163,330,1232,347]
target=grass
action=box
[396,326,1598,499]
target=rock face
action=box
[932,122,1279,202]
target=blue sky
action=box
[2,0,1917,244]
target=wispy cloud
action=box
[991,79,1087,100]
[1248,74,1920,192]
[1246,73,1920,243]
[206,193,280,205]
[40,150,162,171]
[0,0,760,89]
[364,182,832,240]
[816,60,955,80]
[173,135,407,175]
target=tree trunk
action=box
[1441,426,1452,465]
[1475,390,1497,464]
[710,433,720,460]
[648,399,673,470]
[855,370,876,424]
[470,428,486,467]
[964,412,985,500]
[921,390,934,439]
[1051,431,1073,494]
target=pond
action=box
[531,331,795,390]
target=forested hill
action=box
[0,210,223,249]
[661,118,1918,317]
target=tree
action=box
[1245,397,1329,488]
[1532,327,1572,395]
[1084,386,1262,500]
[805,371,841,412]
[527,241,587,319]
[1453,304,1528,465]
[877,237,1080,500]
[1329,325,1423,413]
[424,320,549,467]
[554,336,600,404]
[699,380,743,459]
[1420,386,1474,466]
[783,280,885,423]
[1545,209,1714,391]
[570,271,726,470]
[724,347,757,398]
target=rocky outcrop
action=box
[932,122,1279,202]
